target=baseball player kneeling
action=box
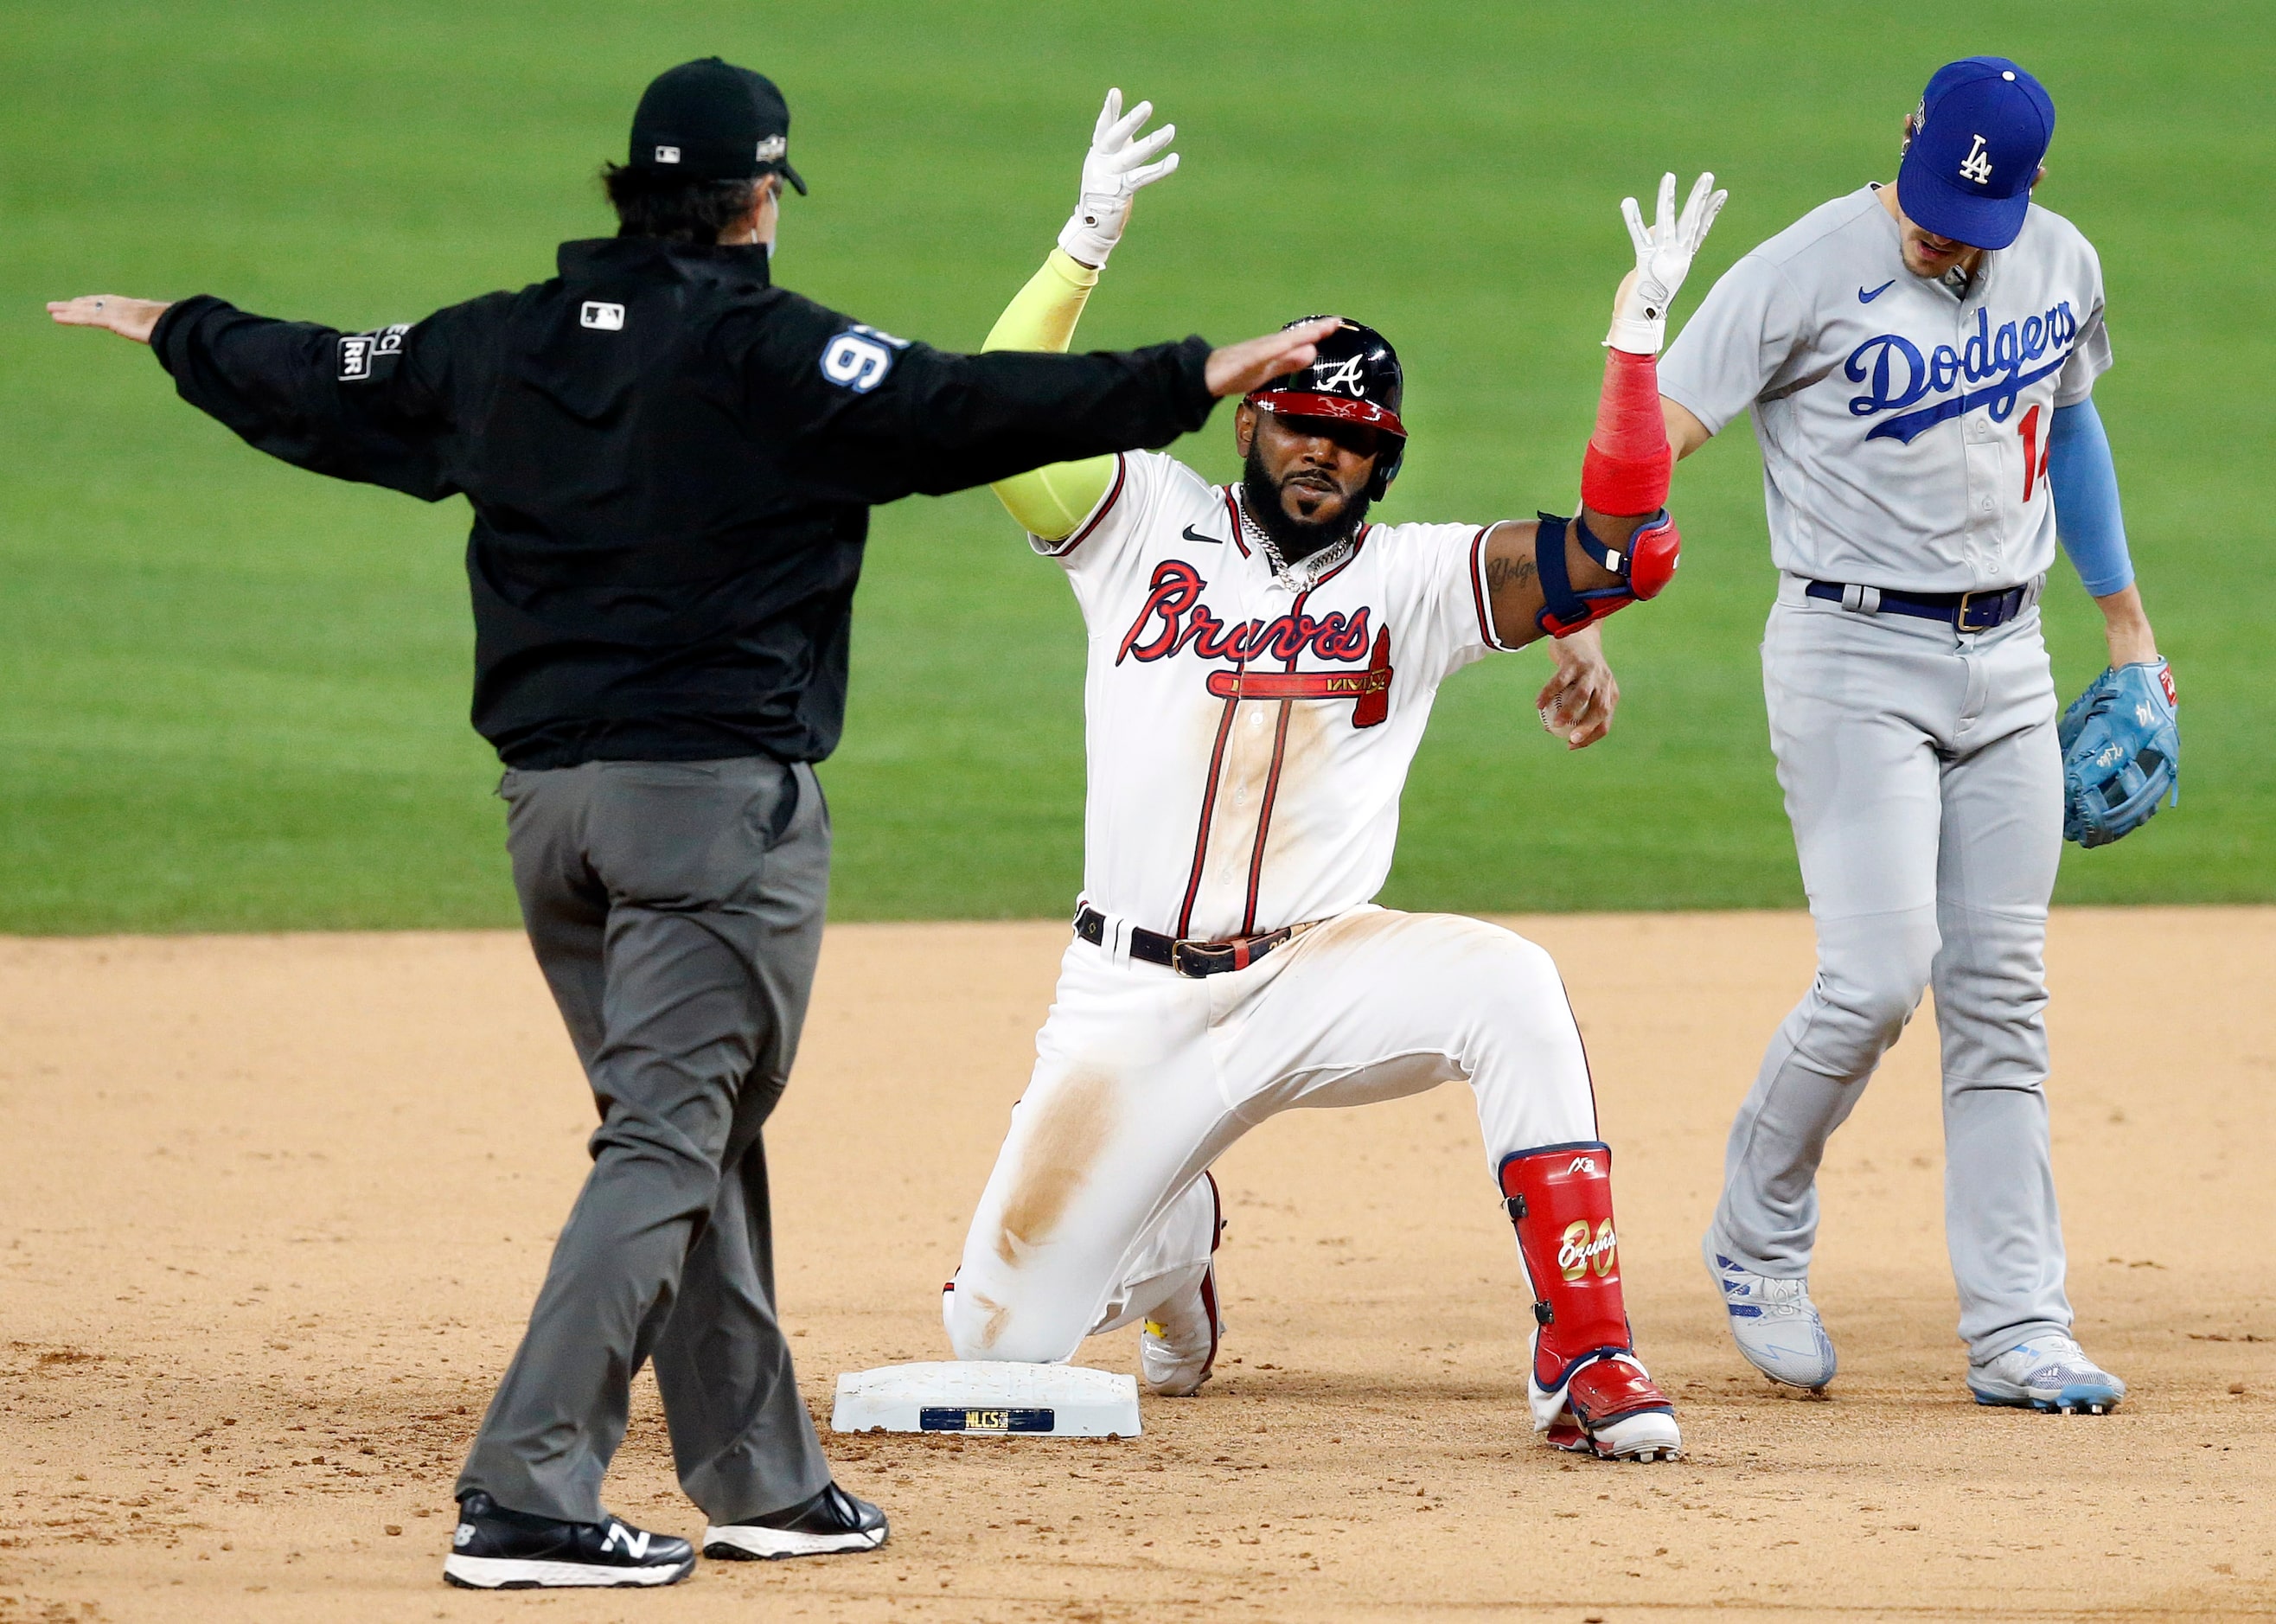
[937,93,1728,1462]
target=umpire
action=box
[51,58,1327,1589]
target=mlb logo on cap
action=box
[1897,55,2055,251]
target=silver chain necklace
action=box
[1237,495,1353,591]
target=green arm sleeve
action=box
[985,249,1116,541]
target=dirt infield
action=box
[3,910,2273,1623]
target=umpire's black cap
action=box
[629,58,808,193]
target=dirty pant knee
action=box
[945,1174,1218,1363]
[943,1269,1089,1365]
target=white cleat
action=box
[1141,1173,1225,1397]
[1968,1335,2126,1416]
[1140,1260,1224,1397]
[1704,1236,1837,1392]
[1584,1403,1685,1464]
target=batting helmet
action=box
[1248,318,1407,500]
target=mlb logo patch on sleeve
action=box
[580,302,626,331]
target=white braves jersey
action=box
[1036,451,1511,940]
[1659,185,2111,592]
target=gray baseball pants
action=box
[456,755,834,1525]
[1708,576,2074,1364]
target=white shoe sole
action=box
[1969,1378,2125,1416]
[442,1553,692,1589]
[1591,1410,1683,1463]
[702,1524,885,1559]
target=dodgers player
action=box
[933,93,1729,1461]
[1661,58,2165,1412]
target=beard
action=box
[1239,446,1371,564]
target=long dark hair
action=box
[601,164,764,245]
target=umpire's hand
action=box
[48,295,171,343]
[1206,317,1338,398]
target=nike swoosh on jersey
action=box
[1180,524,1224,546]
[1857,279,1897,304]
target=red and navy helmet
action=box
[1247,317,1407,500]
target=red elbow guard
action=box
[1532,510,1683,639]
[1617,511,1680,600]
[1499,1142,1634,1391]
[1580,349,1672,515]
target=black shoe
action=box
[702,1482,888,1559]
[442,1491,696,1589]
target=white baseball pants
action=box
[943,906,1599,1364]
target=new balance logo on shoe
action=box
[602,1523,652,1560]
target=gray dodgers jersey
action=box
[1659,185,2110,592]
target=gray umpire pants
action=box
[456,756,834,1525]
[1708,576,2074,1365]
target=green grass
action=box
[3,0,2268,930]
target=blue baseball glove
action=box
[2058,659,2179,848]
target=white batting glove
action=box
[1606,171,1728,355]
[1057,88,1180,269]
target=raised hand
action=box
[1606,171,1728,355]
[1058,88,1180,270]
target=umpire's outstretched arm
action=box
[48,291,1330,506]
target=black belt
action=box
[1805,579,2029,631]
[1073,905,1314,978]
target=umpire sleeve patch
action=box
[338,323,410,382]
[819,326,905,394]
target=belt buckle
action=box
[1170,939,1224,978]
[1955,586,2015,632]
[1173,921,1310,978]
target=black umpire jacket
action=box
[152,237,1214,768]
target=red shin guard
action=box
[1579,349,1672,516]
[1499,1141,1633,1392]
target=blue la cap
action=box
[1896,56,2054,251]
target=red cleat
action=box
[1544,1353,1681,1461]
